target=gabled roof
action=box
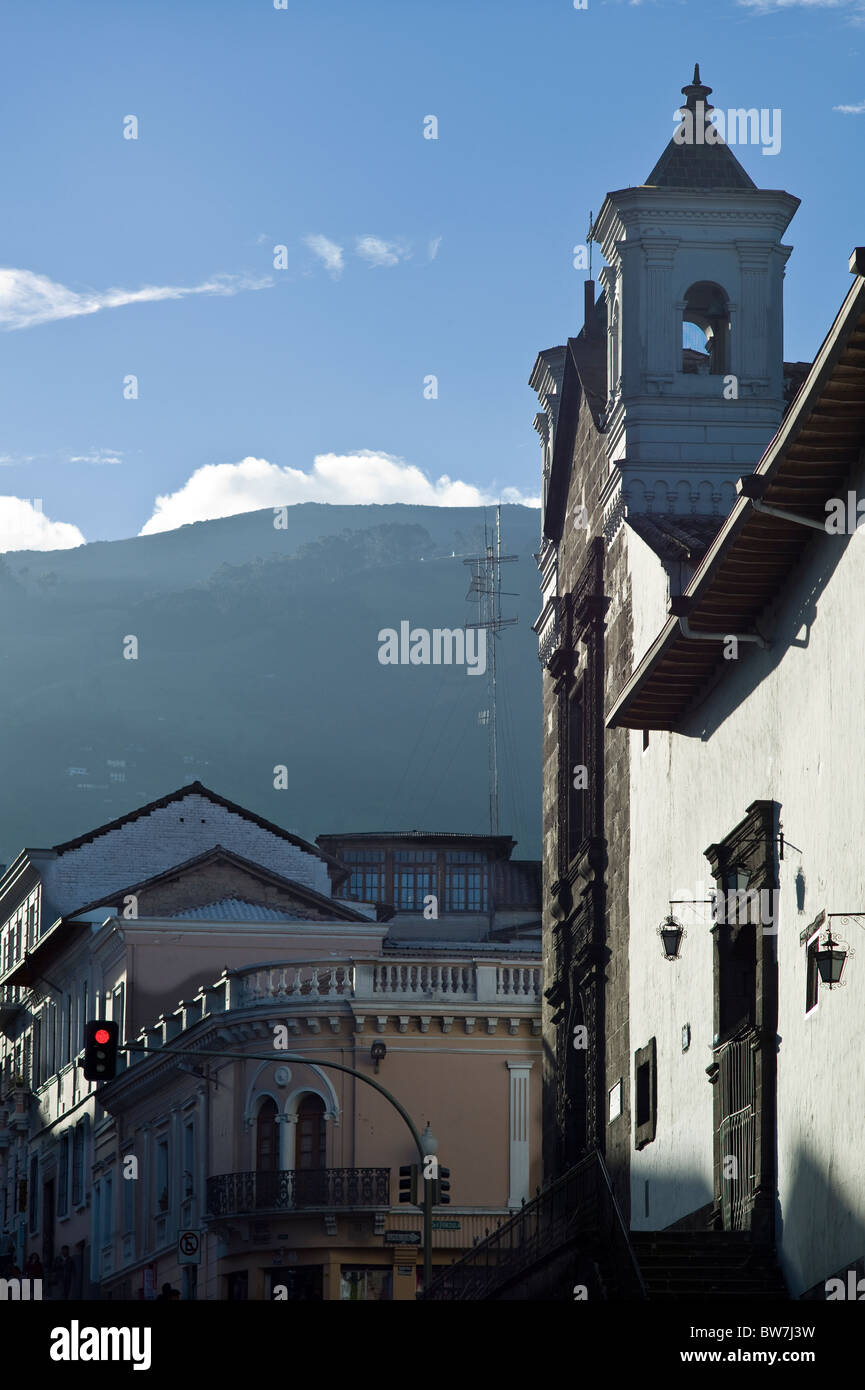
[67,844,369,923]
[607,255,865,730]
[644,66,756,192]
[51,779,341,870]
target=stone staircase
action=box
[630,1231,789,1301]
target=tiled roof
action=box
[645,137,756,192]
[171,897,307,922]
[645,67,757,192]
[627,514,724,563]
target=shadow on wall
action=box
[778,1144,865,1299]
[630,1166,713,1233]
[676,517,852,744]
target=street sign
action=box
[178,1229,201,1265]
[432,1219,460,1230]
[384,1231,421,1245]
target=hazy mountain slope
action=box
[0,505,542,864]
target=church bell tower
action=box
[593,67,800,538]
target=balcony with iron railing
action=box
[206,1167,392,1218]
[419,1150,646,1301]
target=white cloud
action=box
[69,448,124,466]
[355,236,410,268]
[428,236,443,261]
[833,99,865,112]
[0,452,35,466]
[0,269,272,331]
[304,235,344,277]
[138,452,540,535]
[0,496,85,552]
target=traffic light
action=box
[398,1164,419,1205]
[433,1167,451,1205]
[83,1020,119,1081]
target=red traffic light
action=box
[83,1019,119,1081]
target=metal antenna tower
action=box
[464,505,518,834]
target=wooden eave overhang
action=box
[607,261,865,731]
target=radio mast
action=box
[464,506,518,835]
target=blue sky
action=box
[1,0,864,547]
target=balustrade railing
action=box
[372,963,476,996]
[234,960,540,1005]
[238,964,355,1004]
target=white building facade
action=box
[608,255,865,1297]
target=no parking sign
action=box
[178,1229,201,1265]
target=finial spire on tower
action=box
[680,63,713,113]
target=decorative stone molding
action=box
[327,1018,340,1034]
[507,1019,521,1036]
[418,1017,431,1034]
[375,1017,388,1034]
[464,1017,476,1035]
[603,487,626,545]
[397,1016,409,1034]
[486,1018,499,1035]
[440,1017,453,1034]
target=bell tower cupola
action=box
[593,67,800,538]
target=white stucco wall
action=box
[627,529,672,672]
[626,495,865,1296]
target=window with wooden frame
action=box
[392,850,437,910]
[444,851,487,912]
[340,849,385,903]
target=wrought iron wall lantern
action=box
[815,930,847,988]
[370,1040,387,1073]
[658,914,686,961]
[814,912,865,991]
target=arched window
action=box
[682,281,729,375]
[296,1094,326,1171]
[255,1097,280,1172]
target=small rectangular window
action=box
[634,1038,657,1150]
